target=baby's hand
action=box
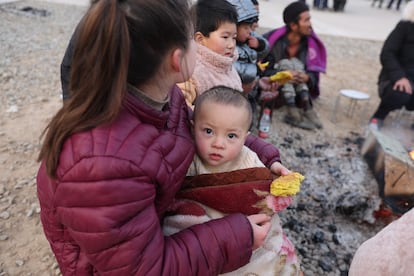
[270,161,291,177]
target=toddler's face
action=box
[197,21,237,57]
[236,23,252,43]
[193,101,250,168]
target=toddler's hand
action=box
[247,214,271,250]
[247,36,259,49]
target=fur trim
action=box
[402,1,414,22]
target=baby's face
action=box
[198,21,237,57]
[193,101,250,168]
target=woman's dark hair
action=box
[191,0,238,37]
[38,0,192,178]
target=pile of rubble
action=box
[263,121,387,275]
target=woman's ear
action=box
[171,48,183,73]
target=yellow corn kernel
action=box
[258,61,269,71]
[270,172,304,196]
[269,71,293,85]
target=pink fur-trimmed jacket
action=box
[178,43,242,107]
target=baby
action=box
[165,86,302,276]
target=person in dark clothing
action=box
[387,0,404,10]
[369,1,414,130]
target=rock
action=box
[0,211,10,220]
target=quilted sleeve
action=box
[245,134,281,168]
[52,157,253,275]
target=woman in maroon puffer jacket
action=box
[36,0,289,275]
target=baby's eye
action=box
[204,128,213,135]
[228,133,237,139]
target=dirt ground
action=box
[0,2,412,274]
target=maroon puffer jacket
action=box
[37,86,281,275]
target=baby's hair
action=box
[193,86,252,127]
[191,0,238,36]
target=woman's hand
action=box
[270,161,291,177]
[393,77,412,94]
[247,214,271,250]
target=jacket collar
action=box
[123,85,186,129]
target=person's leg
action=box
[290,58,310,109]
[396,0,402,9]
[404,89,414,110]
[277,59,306,127]
[290,58,322,128]
[405,92,414,130]
[387,0,395,9]
[372,82,412,120]
[278,59,298,106]
[298,88,322,128]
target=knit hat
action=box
[226,0,258,23]
[283,1,309,24]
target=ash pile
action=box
[267,128,386,276]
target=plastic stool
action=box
[331,89,370,122]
